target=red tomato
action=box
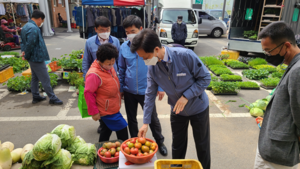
[115,152,119,157]
[135,142,142,149]
[143,152,149,156]
[104,151,111,158]
[130,147,139,155]
[138,137,146,144]
[124,147,130,154]
[137,153,144,157]
[130,154,136,157]
[122,143,128,149]
[115,141,121,147]
[130,138,136,143]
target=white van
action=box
[156,6,201,50]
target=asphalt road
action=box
[0,30,269,169]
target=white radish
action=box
[0,147,12,169]
[11,148,23,164]
[1,142,14,152]
[21,144,33,161]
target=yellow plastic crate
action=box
[221,50,240,60]
[22,68,32,77]
[155,159,203,169]
[0,66,14,83]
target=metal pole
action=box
[65,0,73,32]
[11,3,18,36]
[222,0,227,20]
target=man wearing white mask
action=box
[118,15,168,156]
[82,16,120,80]
[171,16,187,46]
[82,16,120,134]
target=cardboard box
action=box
[119,151,157,169]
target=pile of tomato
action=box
[121,137,157,156]
[99,141,121,158]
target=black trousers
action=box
[98,119,129,142]
[173,39,186,46]
[171,107,211,169]
[124,91,164,145]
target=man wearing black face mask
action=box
[254,21,300,168]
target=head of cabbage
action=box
[66,136,86,154]
[21,150,43,169]
[250,108,264,117]
[256,99,267,111]
[51,124,76,148]
[32,134,62,161]
[41,149,73,169]
[72,143,96,166]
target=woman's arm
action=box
[84,73,102,116]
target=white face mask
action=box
[144,56,158,65]
[39,22,44,27]
[127,34,137,42]
[98,32,110,40]
[178,21,182,24]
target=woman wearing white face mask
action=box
[118,15,168,156]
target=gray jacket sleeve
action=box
[288,67,300,132]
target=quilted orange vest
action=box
[86,60,121,116]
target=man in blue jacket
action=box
[118,15,167,156]
[21,10,63,105]
[171,16,187,46]
[132,29,211,169]
[82,16,120,79]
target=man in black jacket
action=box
[171,16,187,46]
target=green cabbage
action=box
[72,143,96,166]
[250,108,264,117]
[51,124,76,148]
[32,134,62,161]
[66,136,86,154]
[21,150,43,169]
[256,100,267,111]
[265,95,272,102]
[42,149,73,169]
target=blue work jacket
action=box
[143,47,211,124]
[118,41,163,95]
[82,35,120,79]
[21,20,49,62]
[171,22,187,41]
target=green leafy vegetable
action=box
[217,54,230,60]
[271,72,284,78]
[0,57,29,73]
[250,108,264,117]
[4,76,31,92]
[21,150,43,169]
[32,134,62,161]
[72,143,96,166]
[51,124,76,149]
[260,78,280,87]
[41,149,73,169]
[242,69,269,80]
[220,74,242,81]
[227,61,249,69]
[66,136,86,154]
[276,64,287,73]
[212,81,239,94]
[199,56,224,66]
[237,81,260,89]
[248,58,268,67]
[253,65,276,73]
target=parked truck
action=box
[227,0,300,55]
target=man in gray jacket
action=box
[254,21,300,168]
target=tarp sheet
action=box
[82,0,144,6]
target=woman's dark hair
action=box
[32,10,45,20]
[95,16,111,28]
[130,28,162,53]
[97,43,118,63]
[123,15,142,29]
[259,21,296,46]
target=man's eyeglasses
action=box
[263,42,285,56]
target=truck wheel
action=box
[239,51,248,56]
[211,28,223,38]
[3,45,11,51]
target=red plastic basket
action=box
[97,147,119,163]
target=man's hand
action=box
[173,96,188,114]
[92,113,101,121]
[157,91,165,101]
[120,92,124,100]
[138,124,149,138]
[21,51,26,60]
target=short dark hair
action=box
[123,15,142,29]
[95,16,111,28]
[96,43,118,63]
[130,28,162,53]
[32,10,45,20]
[258,21,296,46]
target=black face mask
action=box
[266,52,286,66]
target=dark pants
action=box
[98,119,129,142]
[28,61,57,100]
[171,107,211,169]
[173,39,185,46]
[124,91,164,145]
[13,35,19,45]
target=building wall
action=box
[51,0,68,27]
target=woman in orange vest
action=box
[84,43,128,141]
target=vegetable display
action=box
[211,81,239,94]
[66,136,86,154]
[0,147,12,169]
[271,72,284,78]
[72,143,96,165]
[220,74,242,81]
[3,76,31,92]
[276,64,287,73]
[99,141,121,159]
[242,69,269,80]
[227,61,249,69]
[121,138,157,156]
[42,149,73,169]
[260,78,280,87]
[32,134,62,161]
[245,96,271,117]
[21,150,43,169]
[253,65,276,73]
[248,58,268,67]
[51,124,76,149]
[0,57,28,73]
[199,56,224,66]
[217,54,229,60]
[237,82,260,89]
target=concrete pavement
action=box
[1,32,265,168]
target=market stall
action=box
[77,0,146,41]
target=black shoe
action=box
[32,96,46,104]
[49,98,63,105]
[158,143,168,156]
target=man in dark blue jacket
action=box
[21,10,63,105]
[171,16,187,46]
[119,15,168,156]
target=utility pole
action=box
[222,0,227,20]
